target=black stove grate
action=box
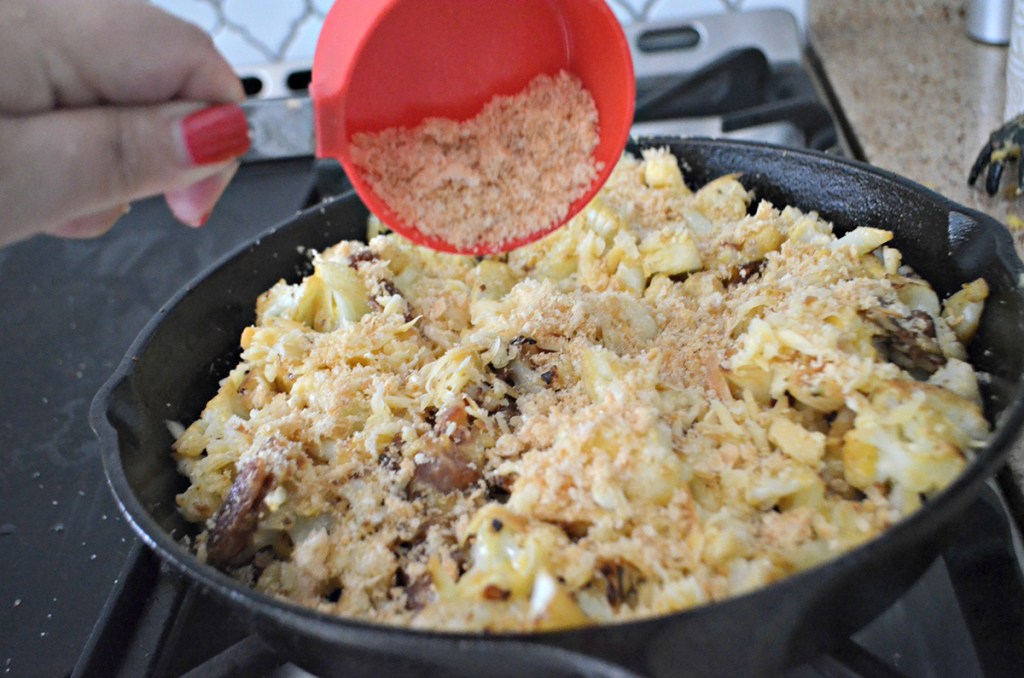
[633,47,838,153]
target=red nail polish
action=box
[181,104,251,166]
[197,212,210,227]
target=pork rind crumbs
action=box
[174,149,991,632]
[348,70,601,252]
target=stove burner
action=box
[631,46,838,153]
[634,48,772,119]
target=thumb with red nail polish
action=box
[167,104,251,228]
[180,104,252,167]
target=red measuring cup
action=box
[310,0,635,255]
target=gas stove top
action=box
[627,11,840,152]
[1,8,1022,678]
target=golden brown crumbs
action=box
[349,70,601,252]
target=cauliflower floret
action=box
[842,381,988,494]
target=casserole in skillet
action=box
[93,139,1024,676]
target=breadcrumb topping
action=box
[173,149,990,632]
[349,71,601,252]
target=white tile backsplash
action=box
[647,0,739,22]
[150,0,219,33]
[149,0,808,70]
[220,0,307,60]
[283,15,326,62]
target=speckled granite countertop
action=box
[809,2,1024,485]
[811,5,1017,225]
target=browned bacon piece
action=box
[207,458,273,567]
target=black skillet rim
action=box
[89,137,1024,654]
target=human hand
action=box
[0,0,251,247]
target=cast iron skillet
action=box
[91,139,1024,677]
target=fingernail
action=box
[180,104,250,166]
[166,164,236,228]
[180,211,208,228]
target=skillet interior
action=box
[92,139,1024,677]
